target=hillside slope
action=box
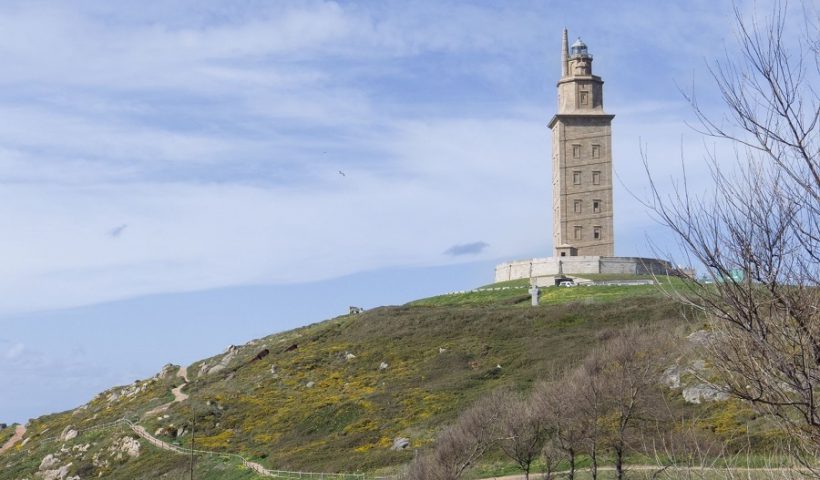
[0,281,736,479]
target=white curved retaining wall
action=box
[494,256,673,283]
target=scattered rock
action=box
[495,364,502,369]
[116,436,140,459]
[379,362,389,371]
[682,384,729,404]
[36,463,72,480]
[207,346,240,375]
[92,451,109,469]
[391,437,410,451]
[72,443,90,453]
[687,330,712,346]
[106,380,149,403]
[661,366,681,389]
[59,426,78,442]
[438,347,447,354]
[284,343,299,353]
[39,454,60,471]
[159,363,177,378]
[306,381,315,388]
[691,359,707,371]
[345,352,356,361]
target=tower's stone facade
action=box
[548,30,614,257]
[492,31,676,283]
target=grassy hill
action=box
[0,278,769,479]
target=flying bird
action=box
[338,170,346,177]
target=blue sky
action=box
[0,0,793,423]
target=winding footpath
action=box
[144,365,189,417]
[0,425,26,456]
[171,365,189,402]
[127,365,283,477]
[126,420,316,478]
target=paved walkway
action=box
[0,425,26,455]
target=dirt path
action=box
[0,425,26,455]
[127,421,272,476]
[144,365,190,417]
[171,365,189,402]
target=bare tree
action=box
[404,391,504,480]
[572,353,608,480]
[540,440,562,480]
[594,328,674,480]
[495,390,548,480]
[535,380,588,480]
[645,0,820,462]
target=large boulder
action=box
[59,426,78,442]
[682,384,729,404]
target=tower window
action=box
[574,226,583,240]
[594,226,602,240]
[572,171,581,185]
[592,171,601,185]
[593,199,601,213]
[572,144,581,158]
[574,200,582,213]
[580,91,589,105]
[592,145,600,158]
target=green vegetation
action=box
[0,425,18,447]
[0,277,785,479]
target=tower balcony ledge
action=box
[548,112,615,128]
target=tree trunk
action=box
[615,445,624,480]
[590,443,598,480]
[568,448,576,480]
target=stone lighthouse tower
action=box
[493,32,674,283]
[548,29,615,257]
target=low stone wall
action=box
[495,256,673,283]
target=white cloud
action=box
[0,0,750,315]
[0,114,554,314]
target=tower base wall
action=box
[494,256,675,283]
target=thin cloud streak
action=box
[444,242,490,257]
